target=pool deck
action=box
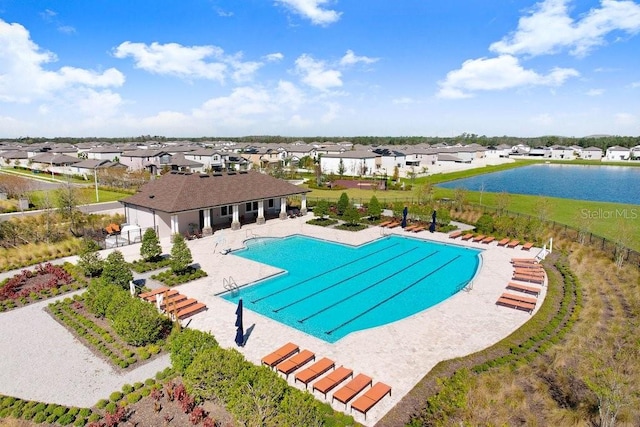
[0,216,546,426]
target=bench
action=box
[506,282,542,296]
[481,236,495,244]
[472,235,486,242]
[512,273,545,284]
[159,293,188,308]
[522,242,534,250]
[176,302,207,320]
[139,287,172,300]
[497,238,510,246]
[496,297,535,313]
[501,292,537,305]
[449,230,463,239]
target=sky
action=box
[0,0,639,139]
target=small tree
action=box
[170,233,193,274]
[313,199,329,219]
[112,298,168,346]
[392,166,400,182]
[343,204,361,226]
[140,228,162,262]
[77,238,104,277]
[337,159,346,178]
[367,195,382,220]
[475,214,495,234]
[169,328,219,374]
[101,250,133,290]
[336,192,350,216]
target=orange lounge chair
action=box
[378,220,393,227]
[350,382,392,420]
[501,292,537,305]
[276,349,315,378]
[449,230,462,239]
[481,236,495,244]
[411,226,426,233]
[472,235,486,242]
[496,296,535,313]
[112,223,120,233]
[511,257,536,264]
[295,357,335,388]
[497,237,510,246]
[461,233,473,241]
[138,286,170,300]
[512,262,543,269]
[332,373,372,407]
[522,242,534,250]
[507,239,520,248]
[506,282,542,296]
[404,224,418,232]
[514,267,545,277]
[313,366,353,398]
[386,222,401,229]
[512,274,545,284]
[261,342,299,368]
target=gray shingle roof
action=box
[121,170,309,213]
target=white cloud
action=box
[216,8,234,17]
[294,54,342,91]
[0,20,124,104]
[264,52,284,62]
[57,25,76,35]
[490,0,640,58]
[437,55,579,98]
[340,50,378,66]
[586,88,604,96]
[631,81,640,88]
[113,41,267,83]
[275,0,342,26]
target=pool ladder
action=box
[223,276,239,296]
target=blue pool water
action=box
[437,164,640,205]
[222,235,481,343]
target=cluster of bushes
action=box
[309,193,382,231]
[129,257,171,273]
[0,262,87,312]
[150,267,207,287]
[168,327,350,426]
[83,280,171,347]
[0,395,96,426]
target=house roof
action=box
[73,159,127,169]
[30,153,81,165]
[122,149,171,158]
[121,170,309,214]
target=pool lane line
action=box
[325,255,461,336]
[249,242,401,304]
[297,250,440,322]
[273,246,423,313]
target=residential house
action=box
[119,149,172,174]
[580,147,603,160]
[320,151,378,177]
[605,146,631,161]
[548,145,574,160]
[184,148,225,172]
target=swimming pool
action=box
[222,235,482,343]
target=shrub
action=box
[367,195,382,219]
[57,413,75,425]
[109,391,123,402]
[184,347,249,402]
[112,298,168,346]
[170,233,193,274]
[33,411,47,423]
[342,204,361,226]
[313,199,329,218]
[105,290,132,320]
[169,327,219,374]
[140,228,162,262]
[105,401,117,414]
[336,192,349,216]
[85,281,120,318]
[475,213,495,234]
[101,250,133,290]
[121,384,134,394]
[126,392,141,404]
[77,238,104,277]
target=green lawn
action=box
[30,188,130,208]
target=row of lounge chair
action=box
[379,220,400,229]
[496,258,544,314]
[261,343,391,420]
[449,231,534,250]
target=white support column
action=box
[279,197,288,219]
[231,203,241,230]
[202,209,213,236]
[300,194,307,215]
[171,214,179,235]
[257,200,265,225]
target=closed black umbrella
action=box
[401,206,408,228]
[429,210,437,233]
[234,299,244,346]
